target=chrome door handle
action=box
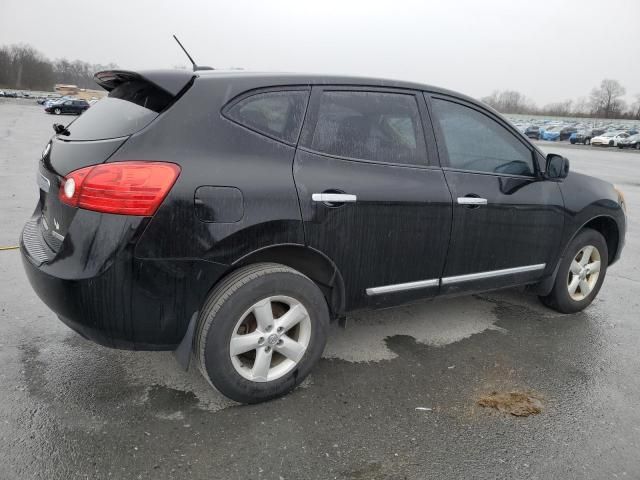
[457,197,487,205]
[312,193,357,203]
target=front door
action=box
[293,87,452,309]
[428,95,565,294]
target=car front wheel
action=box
[539,228,608,314]
[195,263,329,404]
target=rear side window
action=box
[432,98,535,176]
[225,90,309,145]
[64,80,174,141]
[309,91,426,165]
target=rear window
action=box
[309,91,427,165]
[224,90,309,145]
[64,80,174,141]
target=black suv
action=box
[21,70,627,403]
[44,99,90,115]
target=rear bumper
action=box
[20,212,228,350]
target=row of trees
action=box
[482,79,640,120]
[0,44,116,91]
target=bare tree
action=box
[630,94,640,120]
[0,44,55,90]
[0,42,117,91]
[572,97,590,117]
[541,100,573,117]
[481,90,535,114]
[589,79,626,118]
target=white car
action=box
[591,131,629,147]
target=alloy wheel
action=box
[229,296,312,382]
[567,245,601,301]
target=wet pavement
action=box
[1,100,639,479]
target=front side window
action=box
[432,98,535,176]
[309,91,427,165]
[225,90,309,145]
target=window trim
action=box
[425,93,542,178]
[299,85,432,168]
[221,86,311,147]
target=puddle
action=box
[477,391,543,417]
[324,296,500,362]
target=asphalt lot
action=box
[1,99,639,479]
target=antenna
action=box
[173,35,214,72]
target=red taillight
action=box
[59,161,181,216]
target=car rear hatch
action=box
[32,70,194,258]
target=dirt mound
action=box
[477,391,543,417]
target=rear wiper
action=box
[53,123,70,136]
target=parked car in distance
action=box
[560,126,578,141]
[44,99,90,115]
[20,69,627,404]
[524,125,541,139]
[37,95,59,105]
[591,131,629,147]
[570,129,593,145]
[43,96,67,108]
[618,133,640,149]
[3,91,17,98]
[540,126,562,141]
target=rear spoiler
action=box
[94,69,196,96]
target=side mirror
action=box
[545,154,569,180]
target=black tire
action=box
[195,263,329,404]
[636,143,640,150]
[609,140,614,147]
[54,108,61,115]
[539,228,608,314]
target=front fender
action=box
[531,172,626,296]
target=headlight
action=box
[614,185,627,213]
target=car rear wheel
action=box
[54,108,61,115]
[609,140,614,147]
[539,228,608,314]
[195,263,329,404]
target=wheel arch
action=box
[232,244,346,320]
[531,214,621,296]
[581,215,620,265]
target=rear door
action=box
[427,94,565,293]
[293,87,452,309]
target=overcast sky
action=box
[1,0,638,105]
